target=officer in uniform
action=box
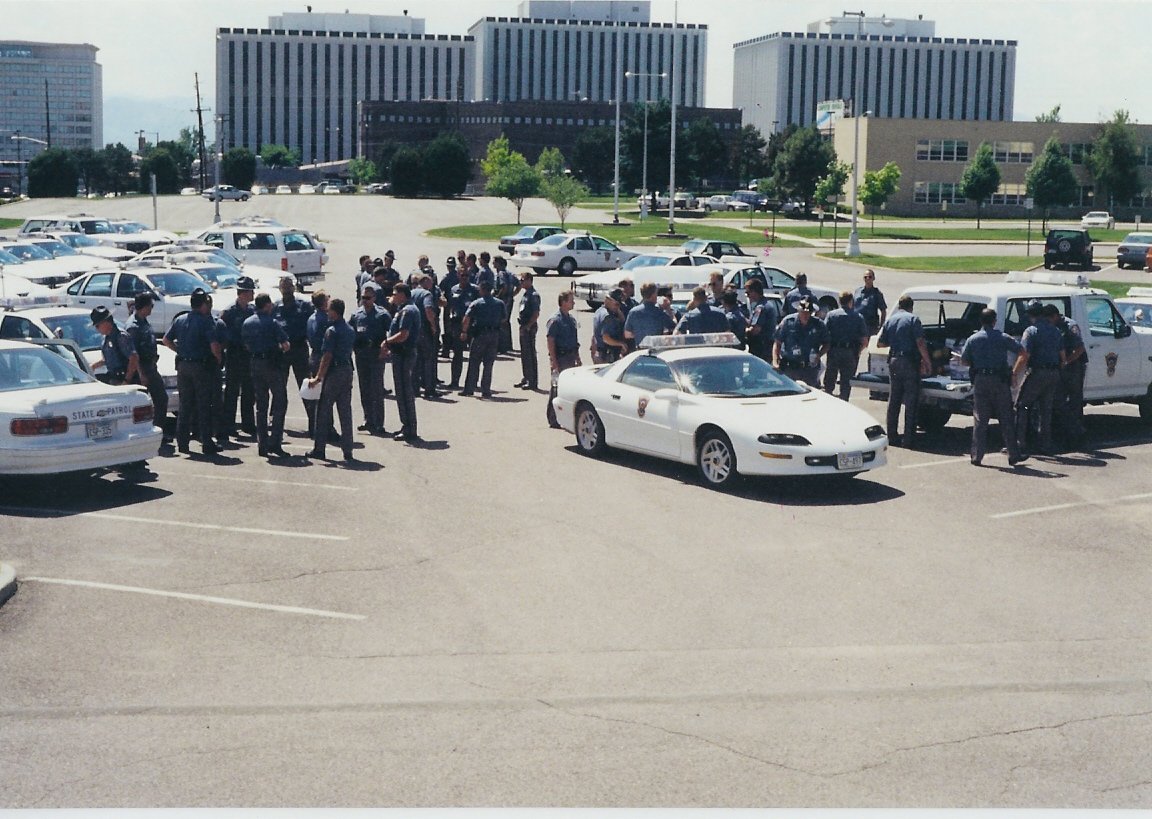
[743,278,779,363]
[460,279,505,398]
[822,291,869,400]
[877,294,932,446]
[617,278,638,316]
[307,297,356,463]
[376,250,401,286]
[721,290,748,349]
[91,306,139,386]
[546,290,581,429]
[446,268,479,390]
[273,275,316,434]
[475,251,495,291]
[590,288,627,364]
[494,255,518,354]
[773,298,829,387]
[409,273,442,399]
[782,273,815,316]
[677,286,731,334]
[853,269,888,340]
[350,283,391,434]
[623,281,675,350]
[1013,301,1065,456]
[219,276,257,437]
[439,256,459,358]
[1049,303,1088,448]
[124,293,169,439]
[242,292,292,457]
[707,271,726,308]
[385,283,424,441]
[960,307,1025,466]
[515,271,542,388]
[163,289,223,456]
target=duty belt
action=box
[830,342,857,348]
[177,356,214,365]
[251,351,280,359]
[1031,363,1061,370]
[972,367,1008,376]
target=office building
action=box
[215,12,474,162]
[733,16,1016,137]
[0,41,102,190]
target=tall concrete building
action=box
[0,41,102,190]
[468,0,707,107]
[733,16,1016,137]
[215,12,474,162]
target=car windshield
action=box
[84,221,115,235]
[3,243,54,261]
[681,241,705,253]
[0,345,92,391]
[513,227,539,239]
[193,266,241,288]
[60,233,98,249]
[33,240,77,256]
[41,314,104,351]
[536,234,568,247]
[670,354,807,397]
[1122,234,1152,244]
[0,248,25,265]
[114,222,147,234]
[622,255,673,270]
[147,270,212,296]
[1119,302,1152,328]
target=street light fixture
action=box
[625,70,667,221]
[9,132,48,198]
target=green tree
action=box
[540,174,588,230]
[481,136,540,224]
[571,127,615,193]
[26,148,78,198]
[421,132,471,197]
[72,147,107,195]
[346,156,377,185]
[137,147,181,194]
[101,143,135,195]
[1088,110,1142,210]
[1025,137,1078,230]
[1035,104,1062,123]
[374,141,401,183]
[156,139,195,186]
[390,146,423,197]
[731,124,771,187]
[959,142,1001,228]
[260,143,300,168]
[221,147,257,190]
[814,160,850,212]
[682,117,727,187]
[620,100,671,193]
[535,146,566,180]
[771,126,835,209]
[860,161,902,231]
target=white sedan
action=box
[1081,211,1115,230]
[514,232,638,276]
[552,334,888,489]
[0,338,161,476]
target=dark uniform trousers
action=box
[223,349,255,434]
[176,359,216,449]
[1055,362,1087,441]
[448,319,468,386]
[251,356,288,448]
[823,346,858,400]
[355,349,386,430]
[547,350,580,427]
[746,337,771,364]
[392,348,418,435]
[314,364,354,456]
[971,372,1020,463]
[464,328,500,394]
[520,323,539,388]
[414,328,438,396]
[499,297,515,353]
[283,341,314,432]
[781,363,821,388]
[1016,367,1060,454]
[886,355,921,441]
[130,356,168,430]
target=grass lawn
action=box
[816,252,1041,274]
[782,223,1129,243]
[1090,280,1135,299]
[0,217,21,230]
[425,221,811,248]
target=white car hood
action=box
[697,388,880,443]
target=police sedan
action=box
[0,338,161,475]
[551,333,888,489]
[513,231,638,276]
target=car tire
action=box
[1044,261,1052,269]
[558,257,577,276]
[240,195,249,201]
[703,205,713,214]
[696,428,739,489]
[575,403,607,456]
[533,267,549,276]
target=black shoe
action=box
[447,382,460,390]
[1008,454,1028,466]
[513,379,528,388]
[268,446,290,458]
[177,442,191,454]
[459,390,474,397]
[480,391,493,399]
[306,448,326,460]
[381,388,393,396]
[357,423,370,431]
[343,451,355,462]
[423,392,445,400]
[549,422,562,429]
[970,458,983,466]
[258,445,268,457]
[202,442,223,456]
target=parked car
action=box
[40,231,136,263]
[702,195,750,213]
[196,218,328,289]
[365,182,391,195]
[274,184,293,195]
[251,185,270,196]
[731,190,772,212]
[179,187,199,196]
[1116,233,1152,269]
[1081,211,1115,230]
[680,239,751,259]
[64,266,225,333]
[109,219,178,247]
[513,232,638,276]
[297,184,316,195]
[498,225,565,254]
[201,185,251,202]
[19,214,152,254]
[574,251,721,308]
[1044,228,1093,270]
[0,239,95,287]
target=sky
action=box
[4,0,1151,147]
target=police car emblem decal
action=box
[1106,351,1118,376]
[637,397,649,418]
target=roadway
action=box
[1,193,1150,807]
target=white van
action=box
[196,218,327,289]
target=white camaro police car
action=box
[551,333,888,488]
[0,338,161,475]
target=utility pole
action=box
[193,73,210,191]
[213,114,225,224]
[44,79,51,148]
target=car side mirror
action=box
[654,388,680,403]
[1116,324,1132,339]
[150,289,164,300]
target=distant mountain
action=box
[103,96,204,149]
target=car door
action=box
[71,271,116,315]
[110,271,150,323]
[604,356,682,458]
[282,230,321,274]
[592,237,627,269]
[0,314,49,341]
[1082,295,1144,397]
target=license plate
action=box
[86,420,115,440]
[836,451,864,470]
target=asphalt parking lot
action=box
[2,194,1151,807]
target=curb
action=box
[0,563,16,608]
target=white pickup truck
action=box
[850,271,1152,430]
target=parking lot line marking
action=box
[22,577,365,620]
[899,457,968,469]
[991,492,1152,520]
[0,507,347,541]
[151,470,353,491]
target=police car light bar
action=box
[1005,270,1091,288]
[640,332,741,351]
[0,292,68,310]
[1126,286,1152,298]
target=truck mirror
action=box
[1116,324,1132,339]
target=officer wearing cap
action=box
[446,267,478,390]
[355,255,373,302]
[677,287,731,334]
[783,273,815,316]
[1013,300,1065,456]
[439,256,460,358]
[822,291,869,400]
[350,282,391,434]
[273,275,316,434]
[877,294,932,446]
[961,308,1025,466]
[377,250,401,285]
[773,297,829,387]
[91,305,139,386]
[409,273,442,399]
[494,255,518,354]
[460,279,505,398]
[1048,302,1088,447]
[163,288,223,455]
[384,283,423,441]
[515,271,543,387]
[307,297,356,463]
[546,290,581,428]
[743,278,779,363]
[124,292,169,439]
[220,276,257,438]
[623,281,675,350]
[242,292,291,457]
[590,287,626,365]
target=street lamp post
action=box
[9,132,48,198]
[213,115,224,223]
[667,0,679,236]
[624,71,666,221]
[612,25,622,224]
